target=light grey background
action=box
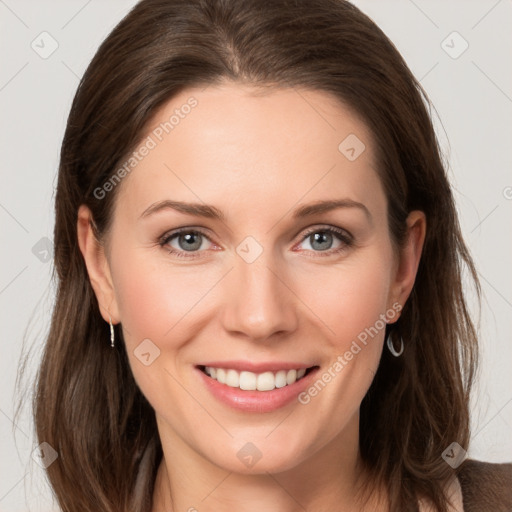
[1,1,511,510]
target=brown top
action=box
[418,460,512,512]
[457,459,512,512]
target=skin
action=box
[77,83,426,511]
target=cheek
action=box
[110,247,224,345]
[292,253,393,433]
[112,261,170,343]
[297,250,393,352]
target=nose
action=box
[220,252,299,343]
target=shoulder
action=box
[457,459,512,512]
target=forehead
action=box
[114,83,385,223]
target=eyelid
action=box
[297,224,353,243]
[292,225,354,256]
[159,227,218,259]
[159,224,354,258]
[158,226,213,245]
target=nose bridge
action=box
[221,246,298,341]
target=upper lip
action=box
[197,360,316,373]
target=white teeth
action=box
[275,370,287,388]
[257,371,275,391]
[225,369,239,388]
[239,371,257,391]
[203,366,309,391]
[286,369,297,385]
[216,368,226,384]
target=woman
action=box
[27,0,512,510]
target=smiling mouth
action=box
[198,365,317,391]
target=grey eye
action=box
[308,232,334,251]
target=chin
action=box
[201,432,315,475]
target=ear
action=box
[387,210,426,323]
[77,204,119,324]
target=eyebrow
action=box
[140,198,372,223]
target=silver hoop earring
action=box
[386,332,404,357]
[109,315,115,348]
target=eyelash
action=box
[158,225,354,260]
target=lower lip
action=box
[196,367,319,413]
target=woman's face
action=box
[80,83,424,475]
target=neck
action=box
[151,417,387,512]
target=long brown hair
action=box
[17,0,480,510]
